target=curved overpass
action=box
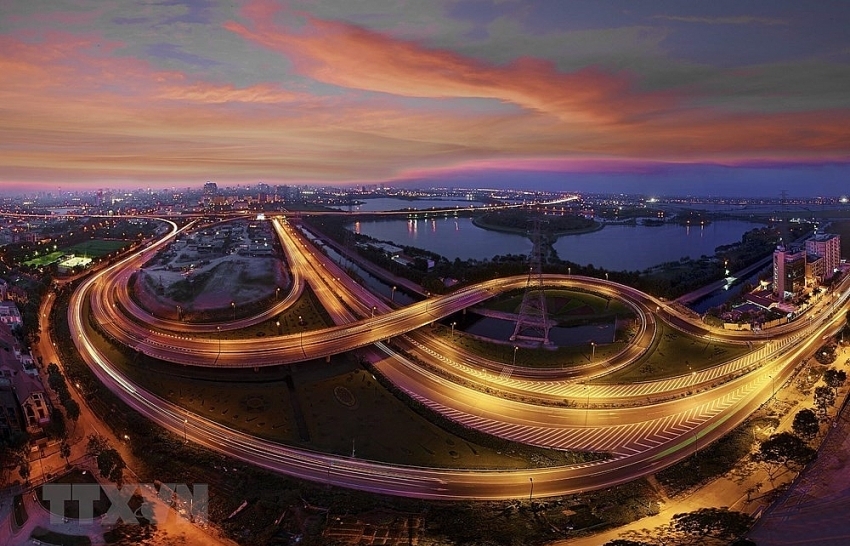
[66,216,850,500]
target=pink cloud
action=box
[224,3,674,124]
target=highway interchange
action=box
[65,215,850,500]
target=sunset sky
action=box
[2,0,849,196]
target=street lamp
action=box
[276,320,281,335]
[590,341,596,361]
[215,326,221,365]
[391,285,397,303]
[371,306,377,318]
[231,301,236,320]
[451,321,457,341]
[183,418,188,442]
[769,374,775,400]
[605,272,609,281]
[529,477,534,503]
[584,385,590,427]
[513,346,518,366]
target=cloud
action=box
[651,14,787,26]
[224,2,676,125]
[2,2,848,190]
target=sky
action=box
[1,0,849,197]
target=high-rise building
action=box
[203,181,218,195]
[773,244,806,301]
[806,232,841,282]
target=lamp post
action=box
[605,272,609,281]
[371,306,377,318]
[590,341,596,361]
[276,320,281,335]
[177,305,182,321]
[215,326,221,365]
[231,301,235,320]
[584,385,590,427]
[391,285,397,303]
[513,345,518,366]
[183,418,188,443]
[451,321,457,341]
[275,286,280,300]
[769,374,775,400]
[529,477,533,503]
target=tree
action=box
[759,432,816,471]
[671,507,754,543]
[814,385,837,416]
[86,433,109,457]
[64,399,81,423]
[44,409,66,439]
[60,440,72,467]
[97,448,126,484]
[17,456,30,484]
[792,408,820,441]
[823,368,847,389]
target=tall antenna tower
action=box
[511,215,551,345]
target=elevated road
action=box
[66,215,850,500]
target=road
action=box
[63,215,850,500]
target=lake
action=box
[350,217,760,271]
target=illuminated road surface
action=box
[67,217,850,499]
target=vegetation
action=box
[86,433,126,484]
[599,320,751,384]
[46,363,81,424]
[473,209,600,235]
[758,431,816,482]
[792,408,820,441]
[614,507,754,546]
[302,213,788,301]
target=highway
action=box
[65,215,850,499]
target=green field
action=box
[23,239,128,267]
[434,324,626,368]
[487,288,635,325]
[597,320,753,383]
[84,302,577,469]
[65,239,128,257]
[23,250,65,267]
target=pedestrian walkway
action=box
[748,381,850,545]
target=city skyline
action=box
[2,1,849,195]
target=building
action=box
[0,377,24,439]
[203,181,218,195]
[806,232,841,283]
[0,323,51,436]
[0,301,22,325]
[773,244,806,301]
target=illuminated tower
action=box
[511,217,551,345]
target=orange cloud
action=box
[224,4,674,125]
